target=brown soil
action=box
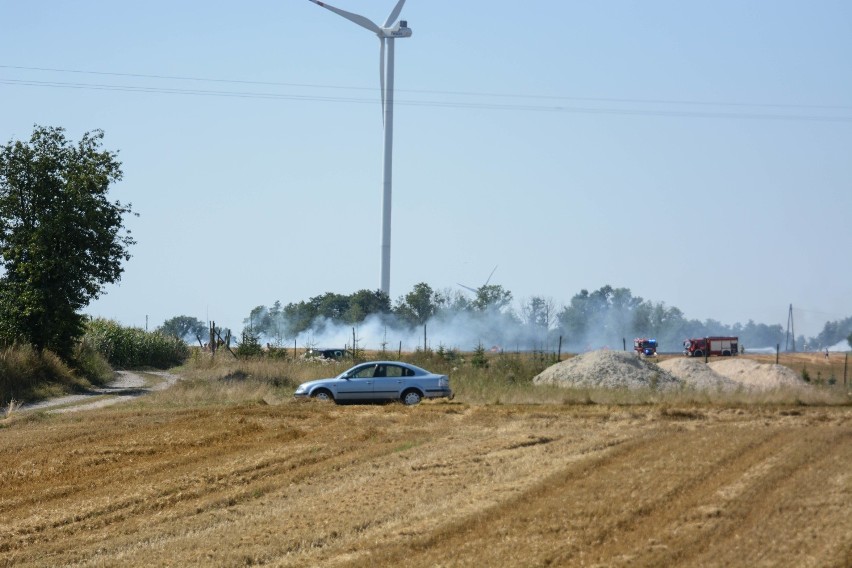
[2,398,850,567]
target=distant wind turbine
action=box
[458,265,499,295]
[307,0,412,296]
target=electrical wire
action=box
[1,65,851,123]
[3,64,850,111]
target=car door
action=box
[336,364,377,401]
[371,364,409,400]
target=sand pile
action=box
[708,358,807,390]
[657,358,741,391]
[533,350,681,390]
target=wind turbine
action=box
[458,265,499,295]
[307,0,412,296]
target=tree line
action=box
[185,283,848,353]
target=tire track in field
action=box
[351,420,835,567]
[4,405,849,567]
[83,407,597,567]
[2,407,346,555]
[680,425,852,568]
[344,427,667,567]
[2,405,473,565]
[553,425,848,567]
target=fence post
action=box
[557,336,563,362]
[845,353,848,386]
[776,343,780,365]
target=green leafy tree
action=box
[557,289,592,339]
[435,287,471,313]
[346,289,391,323]
[520,296,557,333]
[472,284,513,312]
[314,292,350,321]
[158,315,206,344]
[395,282,438,326]
[0,126,135,358]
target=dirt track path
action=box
[19,370,179,414]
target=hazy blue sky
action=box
[2,1,850,340]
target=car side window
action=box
[352,365,376,379]
[385,365,404,378]
[402,367,415,377]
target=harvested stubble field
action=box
[2,378,851,568]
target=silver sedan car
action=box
[293,361,453,405]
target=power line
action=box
[3,63,850,112]
[792,306,850,319]
[0,66,852,122]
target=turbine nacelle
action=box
[381,21,412,39]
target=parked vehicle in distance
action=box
[293,361,453,405]
[305,348,347,360]
[683,336,739,357]
[633,338,658,357]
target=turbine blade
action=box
[383,0,406,28]
[484,265,498,286]
[380,38,386,122]
[307,0,381,34]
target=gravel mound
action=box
[708,358,807,390]
[533,350,681,390]
[657,358,742,392]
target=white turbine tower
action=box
[307,0,412,296]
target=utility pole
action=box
[785,304,796,352]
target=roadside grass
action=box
[159,349,849,409]
[4,397,21,418]
[144,376,293,409]
[0,344,95,405]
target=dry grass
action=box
[750,351,850,385]
[1,379,851,567]
[2,352,849,566]
[175,350,849,408]
[0,344,94,405]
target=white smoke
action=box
[279,310,561,354]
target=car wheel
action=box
[402,390,422,406]
[312,389,334,402]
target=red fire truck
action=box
[633,338,658,357]
[682,337,739,357]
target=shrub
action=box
[84,318,189,368]
[71,341,114,385]
[471,343,489,369]
[236,329,263,359]
[0,343,88,404]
